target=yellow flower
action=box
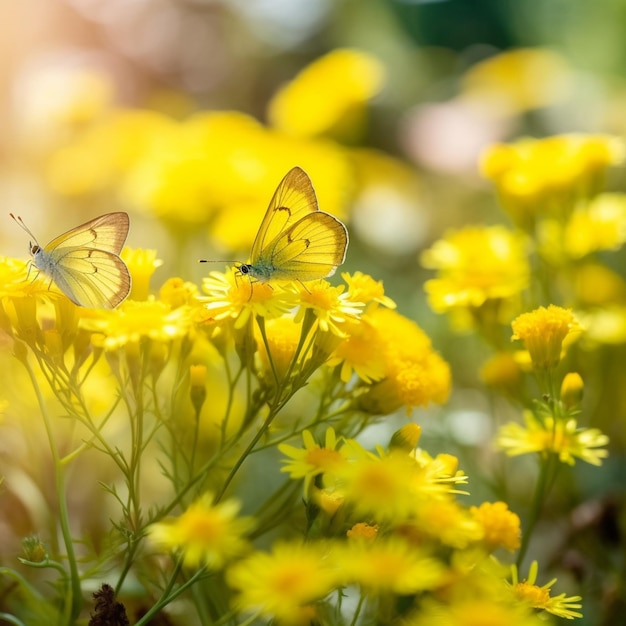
[328,314,386,384]
[421,225,529,314]
[342,271,396,312]
[564,192,626,257]
[226,542,338,624]
[121,248,163,301]
[293,281,364,337]
[470,501,521,552]
[335,538,445,594]
[148,494,252,569]
[279,428,348,493]
[357,309,451,414]
[268,48,385,140]
[481,134,624,227]
[200,269,295,330]
[511,305,582,369]
[560,372,584,409]
[159,277,199,309]
[509,561,583,619]
[81,299,191,350]
[255,316,302,381]
[333,448,466,524]
[346,522,378,541]
[462,48,571,115]
[389,423,422,452]
[406,597,544,626]
[496,411,609,466]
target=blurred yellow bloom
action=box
[480,352,523,397]
[389,423,422,452]
[509,561,583,619]
[148,494,252,569]
[462,48,571,115]
[159,277,199,309]
[255,316,302,381]
[406,597,544,626]
[560,372,584,409]
[421,225,529,314]
[47,110,177,197]
[577,307,626,344]
[336,538,445,594]
[82,299,191,350]
[574,263,626,307]
[404,499,483,550]
[496,412,609,466]
[121,248,163,302]
[470,501,521,552]
[227,542,338,624]
[268,48,385,140]
[511,305,582,369]
[564,193,626,257]
[481,134,624,227]
[346,522,378,541]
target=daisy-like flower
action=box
[508,561,583,619]
[200,269,295,330]
[226,541,338,624]
[511,305,582,369]
[335,538,445,595]
[469,501,521,552]
[148,494,252,570]
[279,428,348,493]
[292,280,363,337]
[333,448,466,524]
[496,411,609,466]
[421,225,530,314]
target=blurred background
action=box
[1,1,626,623]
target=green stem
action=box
[23,360,83,623]
[516,453,557,567]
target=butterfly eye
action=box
[30,244,40,254]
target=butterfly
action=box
[202,167,348,284]
[11,212,132,309]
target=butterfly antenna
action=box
[10,213,38,243]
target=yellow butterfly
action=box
[203,167,348,284]
[11,212,132,309]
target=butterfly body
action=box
[235,167,348,284]
[13,212,132,309]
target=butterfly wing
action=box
[251,167,319,263]
[47,248,131,308]
[258,211,348,281]
[39,212,131,308]
[44,212,130,255]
